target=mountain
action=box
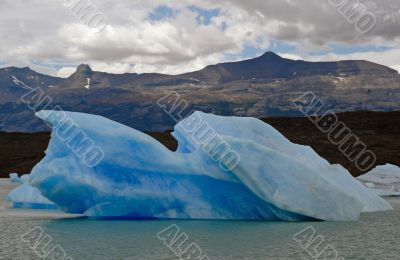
[182,51,397,83]
[0,52,399,132]
[0,66,61,98]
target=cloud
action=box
[213,0,400,46]
[278,53,303,61]
[57,67,77,78]
[0,0,399,75]
[391,65,400,73]
[280,47,400,74]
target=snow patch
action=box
[11,76,31,90]
[84,78,91,90]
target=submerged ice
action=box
[26,110,391,221]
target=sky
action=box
[1,0,399,77]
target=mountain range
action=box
[1,52,399,132]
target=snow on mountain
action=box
[11,75,31,90]
[84,77,91,90]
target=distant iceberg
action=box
[9,173,22,184]
[358,164,400,197]
[6,174,57,209]
[26,110,391,221]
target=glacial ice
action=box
[6,174,57,209]
[9,173,22,184]
[358,164,400,197]
[27,110,392,221]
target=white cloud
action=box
[0,0,399,75]
[278,53,303,61]
[57,67,77,78]
[391,65,400,73]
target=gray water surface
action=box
[0,199,399,259]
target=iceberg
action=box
[27,110,391,221]
[9,173,22,184]
[6,174,57,209]
[358,164,400,197]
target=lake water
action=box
[0,198,399,259]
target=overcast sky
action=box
[1,0,399,77]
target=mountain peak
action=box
[76,64,93,74]
[1,66,34,73]
[259,51,283,60]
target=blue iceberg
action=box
[9,173,23,184]
[27,110,391,221]
[7,174,57,209]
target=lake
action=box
[0,180,399,259]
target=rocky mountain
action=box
[0,52,399,132]
[0,66,61,100]
[182,51,397,83]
